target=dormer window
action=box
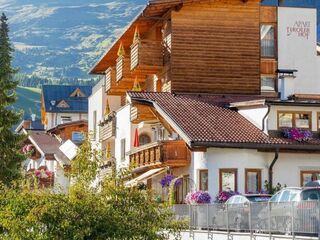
[278,111,311,129]
[70,88,86,98]
[57,100,70,108]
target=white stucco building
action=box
[88,3,320,203]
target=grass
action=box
[13,86,41,118]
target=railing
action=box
[116,56,124,82]
[129,140,190,169]
[130,106,138,122]
[173,201,320,238]
[105,67,115,92]
[130,40,162,71]
[99,112,116,142]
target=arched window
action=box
[139,134,151,146]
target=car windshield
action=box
[302,189,320,200]
[246,196,271,202]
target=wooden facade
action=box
[170,0,261,94]
[47,121,88,142]
[91,1,281,96]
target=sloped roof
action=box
[28,131,71,166]
[42,85,92,113]
[128,92,284,147]
[128,92,320,150]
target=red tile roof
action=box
[128,92,286,148]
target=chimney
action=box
[277,69,297,101]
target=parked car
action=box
[213,194,271,231]
[260,187,320,235]
[226,194,272,204]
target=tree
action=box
[0,13,25,184]
[0,139,186,239]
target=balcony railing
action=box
[99,112,116,142]
[130,40,162,72]
[129,140,190,170]
[105,67,116,93]
[116,56,131,82]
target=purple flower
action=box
[216,190,240,203]
[282,128,312,142]
[160,174,181,188]
[185,191,211,204]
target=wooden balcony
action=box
[99,112,116,142]
[129,140,190,170]
[130,40,162,74]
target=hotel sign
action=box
[287,21,311,39]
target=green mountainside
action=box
[14,86,41,118]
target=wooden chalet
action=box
[91,0,278,96]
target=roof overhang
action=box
[125,167,166,187]
[89,0,215,75]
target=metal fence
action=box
[173,201,320,237]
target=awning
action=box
[125,168,166,187]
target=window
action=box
[61,116,72,124]
[120,138,126,161]
[278,111,311,129]
[175,175,190,204]
[72,132,84,143]
[199,170,208,191]
[301,171,320,186]
[317,113,320,131]
[245,169,262,194]
[139,134,151,146]
[219,169,237,192]
[261,75,276,92]
[261,24,275,58]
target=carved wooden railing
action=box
[105,67,116,93]
[99,112,116,142]
[129,140,190,169]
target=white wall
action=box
[115,104,132,170]
[278,7,320,96]
[88,80,121,151]
[204,148,270,197]
[238,107,269,133]
[273,152,320,187]
[54,161,70,193]
[190,147,320,198]
[47,112,88,130]
[88,84,104,149]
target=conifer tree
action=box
[0,13,24,184]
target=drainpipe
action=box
[268,149,279,193]
[262,104,271,132]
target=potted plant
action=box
[216,189,239,203]
[185,191,211,228]
[282,128,312,142]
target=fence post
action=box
[268,201,271,240]
[226,203,229,236]
[291,201,295,239]
[189,204,192,238]
[318,201,320,240]
[249,202,252,240]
